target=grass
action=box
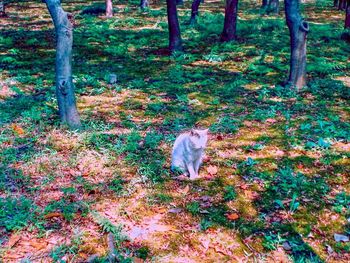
[0,0,349,261]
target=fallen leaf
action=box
[296,163,304,169]
[206,165,218,175]
[226,213,239,221]
[239,184,249,190]
[7,234,21,248]
[44,212,63,219]
[243,120,253,127]
[266,118,277,123]
[30,241,47,250]
[154,207,167,214]
[180,185,190,194]
[4,254,23,259]
[11,124,25,135]
[200,238,210,250]
[244,190,259,199]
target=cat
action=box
[171,129,208,180]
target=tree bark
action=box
[262,0,268,8]
[345,5,350,28]
[334,0,339,7]
[338,0,345,10]
[342,0,348,9]
[45,0,81,129]
[140,0,149,9]
[341,4,350,41]
[166,0,183,52]
[0,1,5,17]
[221,0,239,42]
[267,0,279,14]
[284,0,309,90]
[189,0,201,25]
[106,0,113,17]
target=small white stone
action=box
[334,233,349,242]
[108,74,117,84]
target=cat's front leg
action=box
[187,162,199,180]
[194,158,202,176]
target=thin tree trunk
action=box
[334,0,339,7]
[0,1,5,17]
[106,0,113,17]
[140,0,149,9]
[342,0,347,9]
[338,0,344,10]
[346,5,350,28]
[284,0,309,90]
[221,0,239,42]
[341,4,350,41]
[262,0,268,8]
[45,0,81,129]
[166,0,183,52]
[189,0,201,25]
[267,0,279,14]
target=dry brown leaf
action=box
[180,185,190,194]
[4,254,23,259]
[30,241,47,250]
[227,213,239,221]
[239,183,249,190]
[134,258,144,263]
[206,165,218,175]
[297,163,304,169]
[154,207,167,214]
[216,134,224,140]
[200,238,210,250]
[11,124,25,135]
[244,190,259,199]
[44,212,63,219]
[7,234,21,248]
[266,118,277,123]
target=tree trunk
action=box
[346,5,350,28]
[267,0,279,14]
[338,0,345,10]
[221,0,239,42]
[0,1,5,17]
[262,0,268,8]
[334,0,339,7]
[106,0,113,17]
[284,0,309,90]
[341,5,350,41]
[45,0,81,129]
[166,0,183,52]
[342,0,347,9]
[189,0,201,25]
[140,0,149,9]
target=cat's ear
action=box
[190,129,199,137]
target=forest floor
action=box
[0,0,350,262]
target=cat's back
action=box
[173,132,190,148]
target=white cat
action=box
[171,129,208,180]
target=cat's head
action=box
[189,129,208,150]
